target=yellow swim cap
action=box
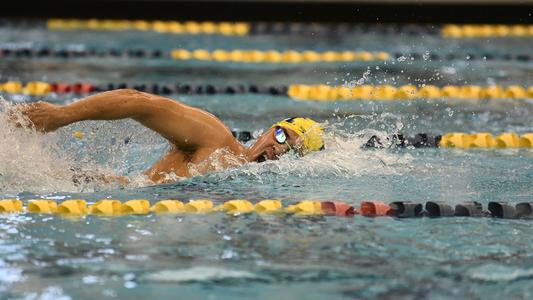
[271,117,324,152]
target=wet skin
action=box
[17,89,303,183]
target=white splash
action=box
[210,114,412,182]
[0,98,149,194]
[344,69,372,88]
[0,98,81,193]
[142,266,259,283]
[467,264,533,282]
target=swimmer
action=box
[15,89,324,183]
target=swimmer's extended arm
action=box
[22,89,235,149]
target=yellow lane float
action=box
[0,199,23,213]
[58,200,88,215]
[150,200,185,214]
[89,200,123,216]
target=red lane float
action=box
[50,82,95,94]
[321,201,356,217]
[360,201,392,216]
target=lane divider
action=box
[442,24,533,38]
[26,19,453,37]
[43,19,439,36]
[362,132,533,149]
[6,20,533,39]
[249,22,439,36]
[287,84,533,101]
[5,47,531,62]
[439,132,533,149]
[46,19,249,36]
[0,81,94,96]
[0,81,286,96]
[2,199,533,220]
[2,81,533,101]
[169,49,390,63]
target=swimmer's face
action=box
[248,127,303,162]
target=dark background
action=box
[1,0,532,24]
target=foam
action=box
[0,98,80,193]
[142,266,259,283]
[210,113,412,181]
[467,264,533,282]
[0,98,149,193]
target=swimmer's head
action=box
[246,117,324,162]
[271,117,325,152]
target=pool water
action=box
[0,22,532,299]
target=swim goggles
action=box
[274,126,294,152]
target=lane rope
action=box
[44,19,439,36]
[46,19,250,36]
[169,49,390,63]
[0,81,286,96]
[287,84,533,101]
[5,19,443,36]
[1,81,532,101]
[1,19,437,36]
[2,47,532,63]
[249,22,440,36]
[363,132,533,149]
[442,24,533,38]
[1,199,532,219]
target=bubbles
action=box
[344,69,371,88]
[141,266,259,283]
[82,275,100,285]
[441,66,457,75]
[445,107,454,117]
[396,56,407,62]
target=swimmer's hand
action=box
[16,101,66,132]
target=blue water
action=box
[0,23,532,299]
